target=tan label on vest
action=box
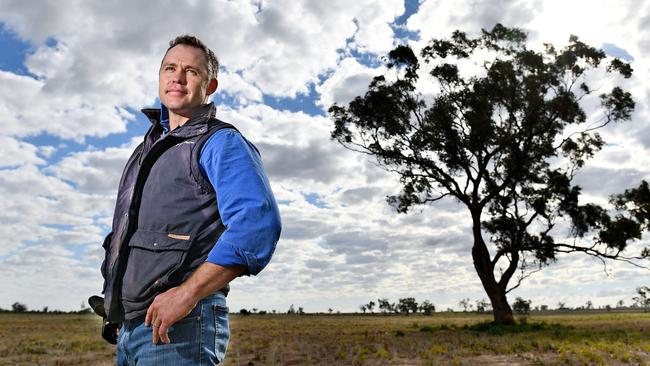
[168,233,191,241]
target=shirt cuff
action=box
[206,240,261,276]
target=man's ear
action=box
[206,78,218,96]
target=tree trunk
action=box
[483,281,515,325]
[471,211,516,325]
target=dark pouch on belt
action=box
[89,295,119,345]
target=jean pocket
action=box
[213,304,230,363]
[168,314,200,337]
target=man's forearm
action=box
[179,262,246,304]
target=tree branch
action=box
[553,242,649,269]
[506,264,544,294]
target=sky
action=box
[0,0,649,313]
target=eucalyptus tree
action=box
[330,24,648,324]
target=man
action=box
[99,35,281,365]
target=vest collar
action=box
[140,102,217,138]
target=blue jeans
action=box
[116,292,230,365]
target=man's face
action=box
[159,44,214,116]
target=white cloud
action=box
[0,167,111,249]
[350,0,404,54]
[0,243,102,312]
[0,68,132,141]
[0,136,46,167]
[46,144,136,195]
[239,0,403,97]
[408,0,541,43]
[316,57,383,111]
[218,71,263,104]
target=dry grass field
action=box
[1,311,649,365]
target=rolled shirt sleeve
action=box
[199,128,281,275]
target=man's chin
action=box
[164,101,189,110]
[164,99,201,109]
[167,106,191,114]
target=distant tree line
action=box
[358,298,436,315]
[6,286,649,316]
[236,286,650,316]
[239,304,306,316]
[15,286,647,317]
[357,287,650,316]
[492,287,650,315]
[0,301,93,314]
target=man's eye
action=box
[164,66,174,71]
[187,69,197,75]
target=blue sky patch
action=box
[303,192,329,208]
[602,43,634,62]
[391,0,420,42]
[0,23,32,75]
[262,82,324,116]
[394,0,420,26]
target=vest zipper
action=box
[107,133,182,321]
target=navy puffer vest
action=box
[101,103,234,322]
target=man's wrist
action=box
[178,280,203,306]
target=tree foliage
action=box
[419,300,436,315]
[476,299,491,313]
[377,298,393,314]
[458,298,473,312]
[512,297,532,314]
[366,300,376,313]
[11,302,27,313]
[397,297,418,315]
[329,24,648,324]
[633,286,650,311]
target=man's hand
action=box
[144,263,245,344]
[145,286,196,344]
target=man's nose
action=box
[172,69,187,84]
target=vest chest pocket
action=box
[121,230,193,302]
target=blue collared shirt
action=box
[161,105,281,276]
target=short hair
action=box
[164,34,219,81]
